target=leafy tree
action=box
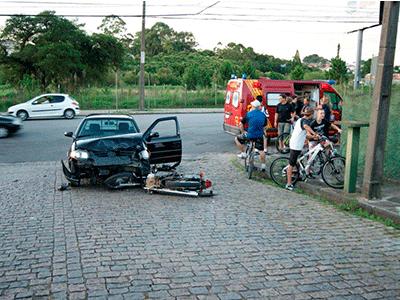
[0,11,124,89]
[303,54,329,65]
[131,22,196,58]
[219,60,234,83]
[98,16,133,48]
[242,60,256,78]
[265,71,285,80]
[361,58,372,78]
[293,49,302,65]
[303,70,327,80]
[326,56,349,84]
[290,64,305,80]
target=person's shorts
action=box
[236,133,264,151]
[278,122,291,136]
[289,149,302,166]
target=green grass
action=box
[0,84,226,112]
[337,84,400,181]
[232,157,400,230]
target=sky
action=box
[0,0,399,65]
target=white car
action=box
[7,93,80,120]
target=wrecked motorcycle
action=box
[61,115,213,197]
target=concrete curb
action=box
[80,108,224,116]
[238,157,400,226]
[295,181,400,225]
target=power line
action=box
[0,1,221,18]
[154,16,377,23]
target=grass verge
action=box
[231,157,400,230]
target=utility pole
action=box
[362,1,399,199]
[353,29,363,89]
[139,1,146,110]
[347,3,382,90]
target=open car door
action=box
[143,116,182,167]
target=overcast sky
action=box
[0,0,399,65]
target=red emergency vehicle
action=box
[223,78,343,137]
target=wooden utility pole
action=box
[139,1,146,110]
[362,1,399,199]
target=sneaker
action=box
[237,152,247,159]
[260,163,266,171]
[285,184,294,191]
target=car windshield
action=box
[77,118,138,138]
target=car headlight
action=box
[70,150,89,160]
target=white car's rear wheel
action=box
[64,109,75,119]
[16,110,28,121]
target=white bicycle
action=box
[270,137,345,189]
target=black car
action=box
[0,114,23,138]
[62,114,182,185]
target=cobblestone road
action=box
[0,154,399,299]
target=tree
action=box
[0,11,125,89]
[361,58,372,78]
[131,22,197,57]
[290,65,305,80]
[265,71,285,80]
[303,54,329,65]
[293,49,302,65]
[326,56,349,84]
[98,16,133,48]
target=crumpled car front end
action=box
[62,133,150,185]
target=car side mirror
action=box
[149,132,160,139]
[64,131,73,138]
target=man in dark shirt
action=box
[300,96,310,115]
[309,109,342,148]
[320,95,332,123]
[274,94,295,150]
[292,96,304,119]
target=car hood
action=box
[0,115,21,123]
[75,133,144,153]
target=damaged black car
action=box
[61,114,212,196]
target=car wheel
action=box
[17,110,28,121]
[0,127,9,138]
[64,109,75,119]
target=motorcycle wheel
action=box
[104,172,135,189]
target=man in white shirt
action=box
[286,107,319,191]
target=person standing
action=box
[274,94,295,150]
[300,96,310,115]
[256,95,270,155]
[292,95,304,119]
[320,94,332,123]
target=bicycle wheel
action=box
[275,133,291,154]
[309,152,326,176]
[247,151,255,179]
[270,157,299,187]
[322,156,345,189]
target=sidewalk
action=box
[240,154,400,225]
[80,107,224,115]
[295,176,400,225]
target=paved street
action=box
[0,154,399,299]
[0,113,234,163]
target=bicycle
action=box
[270,137,345,189]
[275,123,294,154]
[244,139,257,179]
